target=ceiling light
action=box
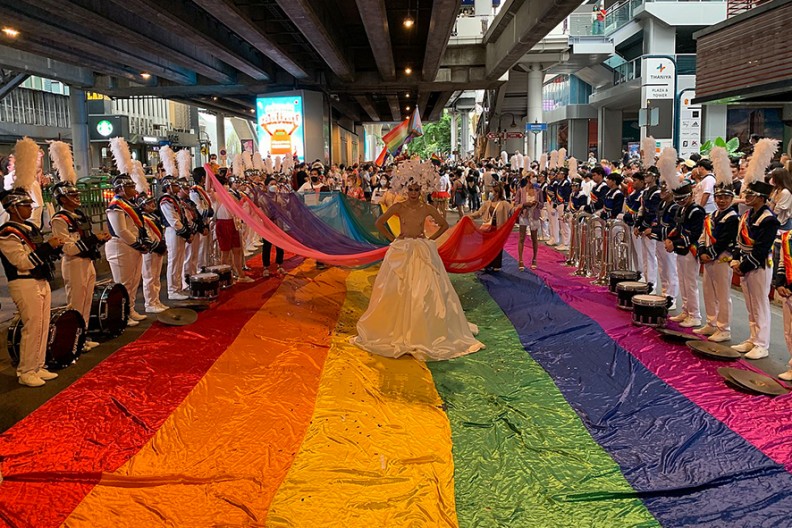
[250,108,255,113]
[406,106,411,111]
[140,72,151,79]
[404,67,412,75]
[212,96,218,101]
[2,27,19,38]
[406,93,411,98]
[403,15,414,28]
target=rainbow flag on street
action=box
[375,108,423,166]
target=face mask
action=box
[268,185,277,192]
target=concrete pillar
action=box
[598,107,623,161]
[643,18,675,55]
[474,0,490,16]
[702,104,727,144]
[568,118,589,161]
[215,112,226,165]
[450,111,458,160]
[460,112,470,157]
[68,87,91,177]
[189,105,201,163]
[527,64,544,160]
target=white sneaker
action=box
[155,302,170,311]
[36,369,58,381]
[83,340,100,351]
[237,276,254,283]
[126,318,139,327]
[693,324,717,336]
[778,369,792,381]
[556,245,569,251]
[145,305,168,314]
[668,300,677,311]
[168,292,189,300]
[277,266,286,275]
[679,317,702,328]
[731,341,754,353]
[19,373,45,387]
[262,269,270,278]
[744,346,769,360]
[669,312,688,323]
[708,331,731,343]
[129,311,147,321]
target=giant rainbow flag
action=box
[1,237,792,526]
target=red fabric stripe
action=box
[0,259,298,527]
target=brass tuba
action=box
[607,218,634,274]
[587,215,608,284]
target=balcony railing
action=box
[613,54,698,85]
[604,0,726,34]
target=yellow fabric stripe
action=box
[266,268,459,527]
[63,263,349,527]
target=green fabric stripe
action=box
[427,275,660,528]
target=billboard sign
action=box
[256,95,305,162]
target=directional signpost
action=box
[527,122,547,159]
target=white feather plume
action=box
[744,138,779,186]
[233,154,244,178]
[131,160,149,193]
[568,157,578,177]
[549,150,558,169]
[274,156,282,173]
[176,149,192,180]
[265,156,274,174]
[710,146,733,188]
[253,152,263,171]
[558,148,567,166]
[500,151,508,166]
[160,145,177,177]
[13,137,38,190]
[641,136,656,168]
[657,147,680,190]
[539,153,547,170]
[242,151,253,171]
[109,137,134,175]
[48,140,78,184]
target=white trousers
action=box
[183,234,202,288]
[548,206,560,245]
[559,208,570,246]
[62,256,95,325]
[165,227,186,295]
[631,232,645,278]
[782,297,792,366]
[642,236,658,290]
[11,279,51,376]
[198,228,213,267]
[702,259,733,332]
[676,251,701,319]
[540,204,550,239]
[143,251,164,309]
[655,240,678,299]
[106,238,143,311]
[740,266,773,349]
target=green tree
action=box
[407,110,452,159]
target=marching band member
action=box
[643,168,672,299]
[693,147,738,342]
[159,175,192,300]
[49,141,109,351]
[774,224,792,380]
[623,171,645,272]
[730,138,780,359]
[137,192,168,313]
[662,148,705,328]
[601,173,624,220]
[556,166,572,250]
[546,169,559,246]
[586,166,608,215]
[191,167,214,268]
[177,150,206,286]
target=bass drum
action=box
[89,281,129,337]
[8,307,86,370]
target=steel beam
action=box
[385,94,401,122]
[192,0,309,80]
[417,92,431,120]
[428,91,454,122]
[273,0,353,82]
[354,0,395,81]
[354,95,380,122]
[422,0,459,82]
[0,73,29,101]
[95,83,270,98]
[0,44,94,86]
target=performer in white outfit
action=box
[353,161,484,360]
[190,167,214,268]
[159,176,192,300]
[137,192,168,313]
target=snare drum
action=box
[203,264,233,289]
[609,270,641,294]
[632,294,671,327]
[189,272,220,300]
[89,281,129,337]
[8,307,86,370]
[616,281,651,310]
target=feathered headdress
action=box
[539,153,547,170]
[109,137,134,175]
[242,151,253,171]
[160,145,177,177]
[500,151,508,166]
[253,152,263,171]
[232,154,244,178]
[176,149,192,180]
[48,140,78,184]
[743,138,779,186]
[710,146,732,188]
[657,146,680,190]
[131,160,149,193]
[390,159,440,193]
[568,157,578,177]
[558,148,567,167]
[274,156,282,173]
[549,150,558,170]
[13,137,38,190]
[641,136,656,168]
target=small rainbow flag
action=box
[374,108,423,166]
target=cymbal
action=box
[724,368,790,396]
[687,340,741,360]
[157,308,198,326]
[656,328,701,342]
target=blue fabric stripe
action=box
[480,254,792,527]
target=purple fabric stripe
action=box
[504,235,792,473]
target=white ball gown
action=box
[352,237,485,361]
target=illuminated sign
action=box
[256,95,304,162]
[142,136,159,144]
[96,119,114,137]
